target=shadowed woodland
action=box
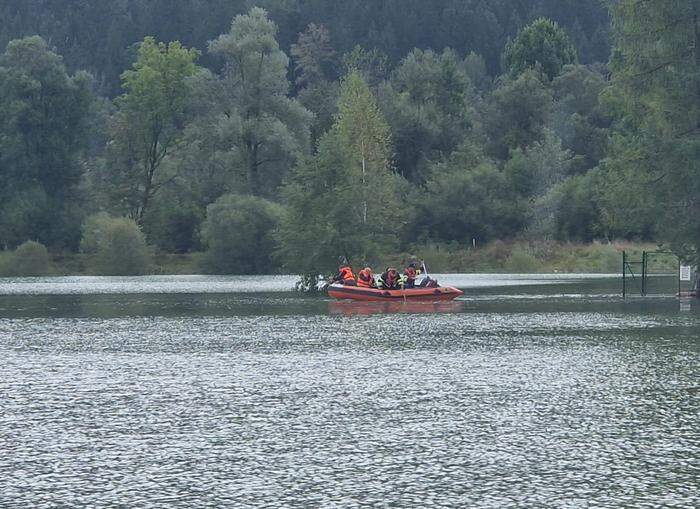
[1,1,699,276]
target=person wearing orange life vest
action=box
[333,262,357,286]
[357,267,376,288]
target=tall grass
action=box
[385,241,670,274]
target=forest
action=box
[0,0,698,277]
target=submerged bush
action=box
[0,240,53,276]
[81,214,152,275]
[201,194,283,274]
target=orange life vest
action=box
[339,266,356,283]
[357,268,373,288]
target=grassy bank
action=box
[386,241,677,274]
[0,241,678,277]
[0,251,202,277]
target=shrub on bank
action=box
[0,240,53,276]
[389,240,654,273]
[504,247,542,273]
[200,194,283,274]
[81,214,152,275]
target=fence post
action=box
[622,250,626,299]
[641,251,647,296]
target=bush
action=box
[0,241,53,276]
[201,194,283,274]
[0,251,9,275]
[80,212,112,254]
[504,246,542,273]
[81,214,152,275]
[143,200,202,253]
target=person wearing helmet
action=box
[332,258,356,286]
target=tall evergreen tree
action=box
[291,23,340,145]
[503,17,577,80]
[278,71,401,274]
[606,0,700,264]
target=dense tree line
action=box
[1,1,697,275]
[1,0,611,96]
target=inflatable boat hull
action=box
[327,283,463,301]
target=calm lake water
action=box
[0,274,698,508]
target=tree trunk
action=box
[361,139,367,225]
[248,141,259,196]
[138,167,154,225]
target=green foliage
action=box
[278,71,401,274]
[292,24,340,145]
[504,130,574,240]
[206,7,312,197]
[484,69,553,159]
[107,37,201,222]
[143,198,202,254]
[82,215,152,275]
[0,36,92,249]
[0,241,53,277]
[2,2,691,274]
[80,212,113,254]
[505,130,571,198]
[414,157,526,245]
[380,48,475,182]
[552,64,611,172]
[504,247,541,273]
[464,52,491,92]
[0,1,611,95]
[607,0,700,265]
[535,172,603,242]
[395,240,627,273]
[503,18,577,80]
[297,80,340,146]
[342,45,389,86]
[200,194,283,274]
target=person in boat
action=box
[332,260,356,286]
[403,263,419,288]
[357,267,376,288]
[413,262,438,288]
[378,267,400,290]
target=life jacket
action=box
[357,268,373,288]
[404,266,417,280]
[339,266,356,284]
[384,268,399,289]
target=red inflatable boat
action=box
[327,283,463,302]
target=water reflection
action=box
[329,300,465,316]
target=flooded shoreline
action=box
[0,273,620,295]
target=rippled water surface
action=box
[1,274,698,508]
